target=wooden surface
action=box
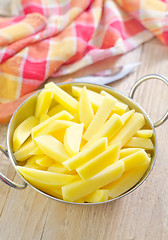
[0,38,168,240]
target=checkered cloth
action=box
[0,0,168,103]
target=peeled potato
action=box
[13,83,154,203]
[13,116,39,152]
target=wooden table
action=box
[0,38,168,240]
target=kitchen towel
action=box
[0,0,168,104]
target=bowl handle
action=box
[129,74,168,128]
[0,145,27,189]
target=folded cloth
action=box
[0,0,167,105]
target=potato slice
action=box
[120,149,150,172]
[83,96,116,141]
[39,114,50,123]
[79,87,94,128]
[17,166,79,187]
[82,114,123,149]
[14,137,38,161]
[36,155,54,167]
[13,116,39,152]
[84,189,109,203]
[124,137,154,150]
[77,143,120,180]
[48,104,65,117]
[100,90,129,115]
[48,163,76,175]
[35,89,53,119]
[35,135,69,163]
[63,137,108,171]
[62,160,124,202]
[104,160,150,198]
[135,129,153,138]
[25,156,47,170]
[51,128,66,143]
[45,82,78,112]
[119,148,141,159]
[72,86,103,113]
[121,110,135,123]
[110,113,145,147]
[31,110,74,138]
[64,123,84,156]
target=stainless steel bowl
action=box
[0,74,168,205]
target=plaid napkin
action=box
[0,0,168,104]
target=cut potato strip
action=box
[64,123,84,156]
[62,160,124,202]
[119,148,141,159]
[14,137,38,161]
[72,86,103,113]
[63,137,108,171]
[35,135,69,163]
[83,96,116,141]
[45,82,79,112]
[82,114,123,149]
[120,149,150,172]
[40,114,50,123]
[31,110,74,138]
[100,90,129,114]
[110,113,145,147]
[77,143,120,180]
[121,110,135,123]
[124,137,154,150]
[79,86,94,128]
[48,104,65,117]
[84,189,109,203]
[35,89,54,119]
[104,160,150,198]
[25,156,47,171]
[36,155,54,167]
[51,128,66,143]
[17,166,79,187]
[48,163,76,175]
[13,116,39,152]
[135,129,153,138]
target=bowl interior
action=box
[7,82,157,204]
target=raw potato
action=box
[124,137,154,150]
[13,116,39,152]
[104,160,150,198]
[14,137,38,161]
[64,123,84,156]
[77,143,120,180]
[13,83,154,203]
[119,148,141,159]
[62,160,124,202]
[17,166,79,187]
[35,89,53,119]
[83,96,116,141]
[48,104,65,117]
[84,189,109,203]
[45,82,79,112]
[135,129,153,138]
[82,114,123,149]
[100,90,129,114]
[31,111,74,138]
[63,137,108,170]
[120,149,150,172]
[36,155,54,167]
[79,86,94,128]
[110,113,145,147]
[39,114,49,123]
[35,135,69,163]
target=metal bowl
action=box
[0,74,168,205]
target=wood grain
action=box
[0,38,168,240]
